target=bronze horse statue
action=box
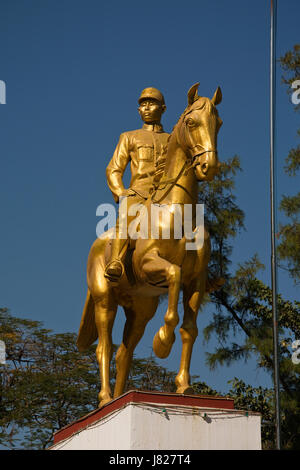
[77,83,223,407]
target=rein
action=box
[151,158,190,204]
[151,149,216,204]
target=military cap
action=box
[138,87,165,106]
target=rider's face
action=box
[138,99,165,124]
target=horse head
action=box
[177,82,223,181]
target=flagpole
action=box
[270,0,281,450]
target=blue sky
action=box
[0,0,299,393]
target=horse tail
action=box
[76,289,98,352]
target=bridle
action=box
[151,106,218,204]
[180,105,218,164]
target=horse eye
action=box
[186,118,195,127]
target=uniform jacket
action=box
[106,123,170,202]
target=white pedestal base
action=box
[50,390,261,450]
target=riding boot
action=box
[104,236,128,282]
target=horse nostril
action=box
[201,162,208,174]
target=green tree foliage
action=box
[203,258,300,449]
[126,355,177,393]
[0,308,99,449]
[278,44,300,284]
[226,379,275,449]
[196,149,300,448]
[197,47,300,448]
[0,308,179,449]
[279,44,300,110]
[198,154,245,280]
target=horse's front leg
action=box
[175,274,205,394]
[141,249,181,359]
[153,264,181,358]
[94,294,117,407]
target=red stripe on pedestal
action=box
[52,390,235,445]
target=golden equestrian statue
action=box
[77,83,223,407]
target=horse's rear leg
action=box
[114,297,159,398]
[94,295,117,407]
[175,275,205,394]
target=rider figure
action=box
[104,87,170,282]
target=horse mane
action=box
[153,97,211,185]
[167,106,189,144]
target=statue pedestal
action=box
[49,390,261,450]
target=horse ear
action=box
[211,86,222,106]
[187,82,200,106]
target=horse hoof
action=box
[98,392,112,408]
[153,327,175,359]
[98,397,112,408]
[176,385,194,395]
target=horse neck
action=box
[158,131,198,205]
